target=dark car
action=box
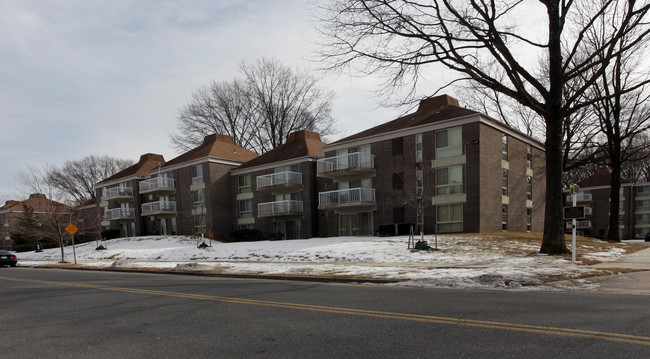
[0,250,17,267]
[646,233,650,242]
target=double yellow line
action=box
[3,275,650,346]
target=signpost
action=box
[65,223,79,264]
[564,185,581,262]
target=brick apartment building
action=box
[230,130,326,239]
[316,95,546,236]
[568,168,650,239]
[96,134,257,238]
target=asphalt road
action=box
[1,268,649,358]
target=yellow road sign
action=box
[65,223,78,235]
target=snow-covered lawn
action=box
[15,234,643,291]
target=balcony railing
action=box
[319,188,376,207]
[103,186,134,201]
[141,201,177,216]
[256,172,302,189]
[317,152,375,175]
[139,177,175,194]
[565,193,592,202]
[104,208,135,221]
[258,200,304,217]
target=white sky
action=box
[0,0,407,198]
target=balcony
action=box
[565,193,592,203]
[104,208,135,221]
[139,177,175,194]
[256,172,302,192]
[258,200,304,218]
[318,188,376,211]
[317,152,375,179]
[103,186,134,202]
[141,201,177,217]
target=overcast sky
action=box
[1,0,414,200]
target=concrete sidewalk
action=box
[579,247,650,295]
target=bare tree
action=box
[171,58,337,154]
[17,166,73,262]
[171,79,259,152]
[316,0,650,254]
[47,155,133,206]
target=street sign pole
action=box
[71,234,77,264]
[65,223,79,265]
[572,193,577,262]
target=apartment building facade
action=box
[96,135,257,238]
[316,95,546,236]
[230,130,325,239]
[569,168,650,239]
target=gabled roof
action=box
[163,134,258,168]
[330,95,479,144]
[578,168,631,188]
[97,153,165,185]
[0,193,70,212]
[236,130,325,170]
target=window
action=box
[194,214,206,233]
[502,205,508,231]
[392,173,404,190]
[502,134,508,161]
[415,133,423,162]
[436,165,463,195]
[192,189,205,209]
[437,203,463,232]
[527,176,533,200]
[416,170,423,198]
[502,169,508,196]
[435,127,462,158]
[191,165,203,184]
[238,175,251,193]
[526,144,533,169]
[526,208,532,232]
[238,199,252,219]
[392,138,403,155]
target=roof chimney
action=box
[417,95,459,113]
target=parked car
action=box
[645,233,650,242]
[0,250,17,267]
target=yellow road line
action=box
[3,275,650,346]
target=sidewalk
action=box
[574,247,650,295]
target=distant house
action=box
[0,193,71,250]
[570,168,650,239]
[230,130,326,239]
[315,94,546,236]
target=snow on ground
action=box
[16,235,635,291]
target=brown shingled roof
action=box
[0,193,70,212]
[98,153,165,184]
[331,95,479,144]
[236,130,325,170]
[578,168,630,188]
[163,134,258,167]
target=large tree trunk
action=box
[540,1,570,254]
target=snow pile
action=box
[16,234,632,291]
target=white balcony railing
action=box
[139,177,175,193]
[565,193,592,202]
[104,208,135,220]
[256,172,302,188]
[317,152,374,173]
[258,200,304,216]
[319,188,376,206]
[141,201,177,216]
[103,186,134,200]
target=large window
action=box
[436,165,463,195]
[415,133,423,162]
[502,205,508,231]
[392,138,403,155]
[191,165,203,184]
[392,173,404,190]
[437,203,463,232]
[502,134,508,161]
[527,144,533,169]
[238,175,251,193]
[527,208,532,232]
[527,176,533,200]
[416,170,423,198]
[194,214,206,233]
[339,212,373,236]
[435,127,462,158]
[502,169,509,196]
[238,199,252,219]
[192,189,205,209]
